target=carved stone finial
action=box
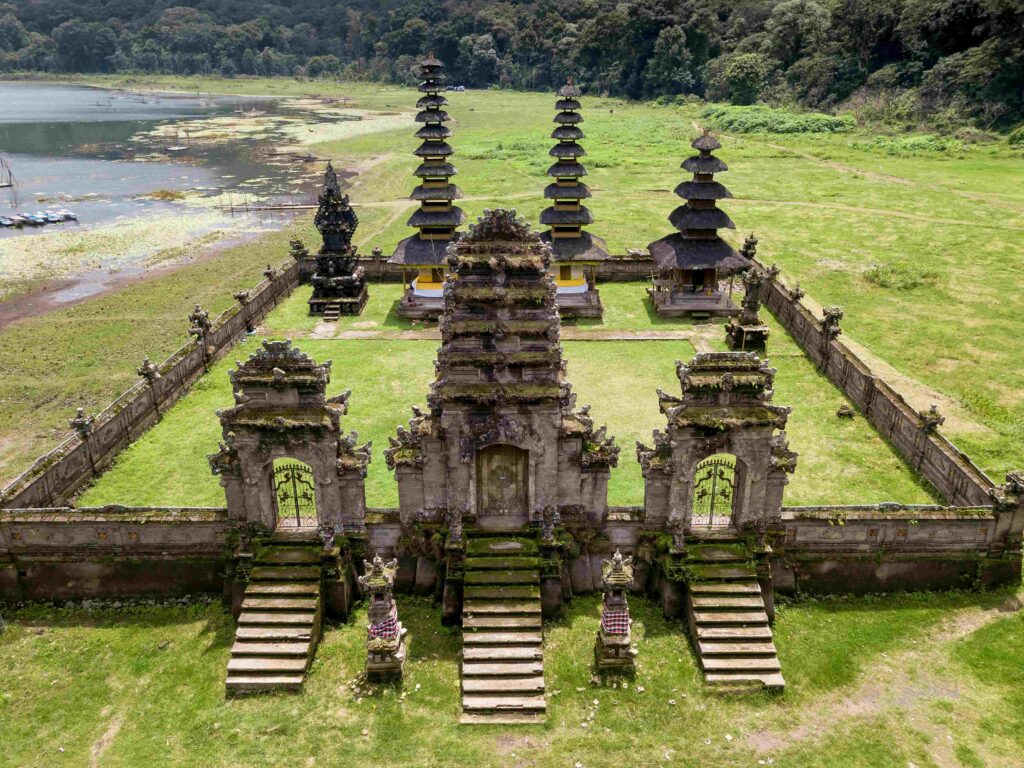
[69,407,95,439]
[137,356,160,382]
[918,403,945,433]
[822,306,843,337]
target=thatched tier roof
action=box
[418,79,446,93]
[414,141,454,158]
[416,94,447,109]
[668,204,736,231]
[421,54,444,68]
[555,98,581,110]
[415,109,450,123]
[552,125,585,140]
[554,111,583,125]
[543,182,591,200]
[674,180,733,201]
[549,142,586,158]
[408,207,467,228]
[414,162,457,178]
[410,183,463,201]
[547,161,587,178]
[540,206,594,226]
[558,81,582,98]
[539,230,611,262]
[692,133,721,152]
[388,233,458,266]
[682,155,728,174]
[647,233,749,272]
[415,124,452,140]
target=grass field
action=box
[2,589,1022,768]
[78,283,935,509]
[2,76,1022,495]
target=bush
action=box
[863,262,939,290]
[699,104,856,134]
[851,134,965,156]
[1009,125,1024,145]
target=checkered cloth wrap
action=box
[368,604,399,640]
[601,607,631,635]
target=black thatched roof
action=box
[554,111,583,125]
[674,180,733,201]
[410,183,463,201]
[647,233,749,272]
[407,207,467,228]
[415,109,450,123]
[415,124,452,140]
[557,79,582,99]
[692,133,721,152]
[668,204,736,231]
[555,98,581,111]
[539,231,611,262]
[682,155,728,174]
[543,182,591,200]
[540,206,594,226]
[414,141,454,157]
[421,54,444,68]
[552,125,585,140]
[414,162,457,178]
[549,143,586,158]
[416,94,448,109]
[547,161,587,178]
[418,79,446,93]
[388,233,459,266]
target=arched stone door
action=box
[475,444,530,530]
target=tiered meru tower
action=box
[648,132,750,318]
[539,78,610,318]
[389,54,466,320]
[307,163,368,319]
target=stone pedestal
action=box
[594,630,637,674]
[366,627,408,683]
[725,319,769,351]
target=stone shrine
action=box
[594,549,637,674]
[307,163,368,319]
[359,554,407,682]
[725,235,770,350]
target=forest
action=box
[0,0,1022,127]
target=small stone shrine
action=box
[308,163,368,319]
[595,549,637,674]
[538,77,610,318]
[388,54,466,320]
[725,235,770,350]
[358,554,407,682]
[648,132,750,318]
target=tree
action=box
[305,54,341,77]
[764,0,830,69]
[52,19,118,71]
[643,25,694,97]
[0,11,28,52]
[722,52,771,104]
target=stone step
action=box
[462,631,543,645]
[692,611,768,625]
[689,564,757,581]
[256,548,320,565]
[462,695,546,713]
[465,570,539,585]
[241,597,319,612]
[463,614,542,630]
[706,672,786,690]
[698,641,779,656]
[459,712,546,725]
[227,656,308,674]
[466,537,539,557]
[250,566,320,581]
[464,585,540,600]
[230,641,310,657]
[686,544,749,563]
[235,626,313,642]
[247,582,320,596]
[702,656,781,672]
[463,600,541,616]
[462,661,545,677]
[268,529,320,545]
[691,596,766,610]
[462,676,546,694]
[464,556,541,570]
[689,582,762,595]
[696,625,773,641]
[238,611,317,626]
[226,674,305,692]
[463,645,542,662]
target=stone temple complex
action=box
[2,99,1023,730]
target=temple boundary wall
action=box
[0,261,302,510]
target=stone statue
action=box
[357,554,406,682]
[595,549,637,673]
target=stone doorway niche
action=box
[690,453,739,528]
[475,443,530,531]
[271,458,319,529]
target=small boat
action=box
[19,212,45,225]
[39,211,64,223]
[0,216,20,228]
[165,145,189,154]
[50,209,78,221]
[7,214,28,227]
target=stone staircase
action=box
[322,303,341,322]
[460,533,546,724]
[226,529,323,695]
[684,542,784,691]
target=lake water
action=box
[0,82,316,236]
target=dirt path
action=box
[747,593,1024,764]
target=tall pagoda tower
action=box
[539,78,610,318]
[388,53,466,320]
[647,132,750,318]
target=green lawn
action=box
[2,589,1021,767]
[79,282,934,508]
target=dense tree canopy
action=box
[0,0,1021,125]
